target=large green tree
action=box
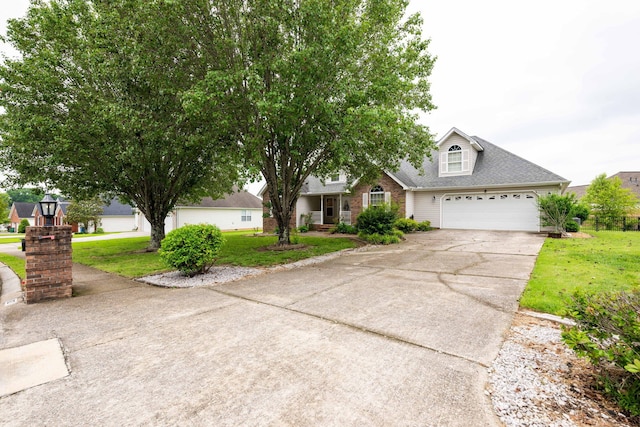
[583,173,638,218]
[0,0,242,249]
[185,0,436,245]
[6,188,44,204]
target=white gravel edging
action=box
[488,315,634,427]
[138,245,371,288]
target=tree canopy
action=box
[6,188,44,204]
[583,174,638,218]
[185,0,436,245]
[0,0,243,249]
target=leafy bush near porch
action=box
[562,289,640,416]
[358,230,403,245]
[394,218,418,233]
[356,204,398,236]
[330,222,357,234]
[159,224,224,276]
[416,220,431,231]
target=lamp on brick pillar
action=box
[39,193,58,226]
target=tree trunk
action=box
[277,218,290,246]
[148,215,166,251]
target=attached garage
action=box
[441,192,540,232]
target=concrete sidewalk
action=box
[0,230,545,426]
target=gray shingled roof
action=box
[392,136,568,189]
[301,178,352,195]
[102,199,134,216]
[180,190,263,209]
[285,133,570,195]
[12,202,36,218]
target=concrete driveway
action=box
[0,229,545,426]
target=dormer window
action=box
[440,144,470,174]
[330,174,340,182]
[447,145,463,172]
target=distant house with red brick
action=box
[9,202,36,231]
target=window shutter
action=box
[440,152,447,173]
[462,149,470,172]
[362,193,368,209]
[384,192,391,204]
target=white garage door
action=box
[441,192,539,231]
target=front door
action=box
[325,197,336,224]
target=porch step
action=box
[312,224,334,232]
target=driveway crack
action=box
[208,287,490,368]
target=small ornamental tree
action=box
[584,174,638,218]
[159,224,224,277]
[538,193,578,235]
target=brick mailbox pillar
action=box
[24,226,73,304]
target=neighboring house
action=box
[568,171,640,200]
[99,199,136,232]
[261,127,570,232]
[9,202,36,231]
[135,189,263,233]
[33,199,69,227]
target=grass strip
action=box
[520,231,640,315]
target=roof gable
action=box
[394,135,569,190]
[437,127,484,152]
[11,202,36,218]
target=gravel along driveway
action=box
[1,229,545,426]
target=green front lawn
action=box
[71,232,356,278]
[0,252,26,279]
[520,231,640,315]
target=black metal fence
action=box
[580,216,640,232]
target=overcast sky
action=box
[2,0,639,193]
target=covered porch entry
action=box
[300,194,352,229]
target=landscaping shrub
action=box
[562,289,640,416]
[298,225,309,233]
[394,218,418,233]
[159,224,225,276]
[564,219,579,232]
[358,231,401,245]
[356,204,398,236]
[331,222,357,234]
[94,227,105,234]
[416,220,431,231]
[572,203,590,222]
[18,218,29,233]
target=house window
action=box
[330,174,340,182]
[447,145,463,172]
[370,185,385,207]
[241,210,251,222]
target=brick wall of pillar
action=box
[24,226,73,304]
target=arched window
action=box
[370,185,385,207]
[447,145,463,172]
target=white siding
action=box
[405,191,415,218]
[296,196,314,227]
[176,207,262,231]
[413,192,445,227]
[100,216,136,232]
